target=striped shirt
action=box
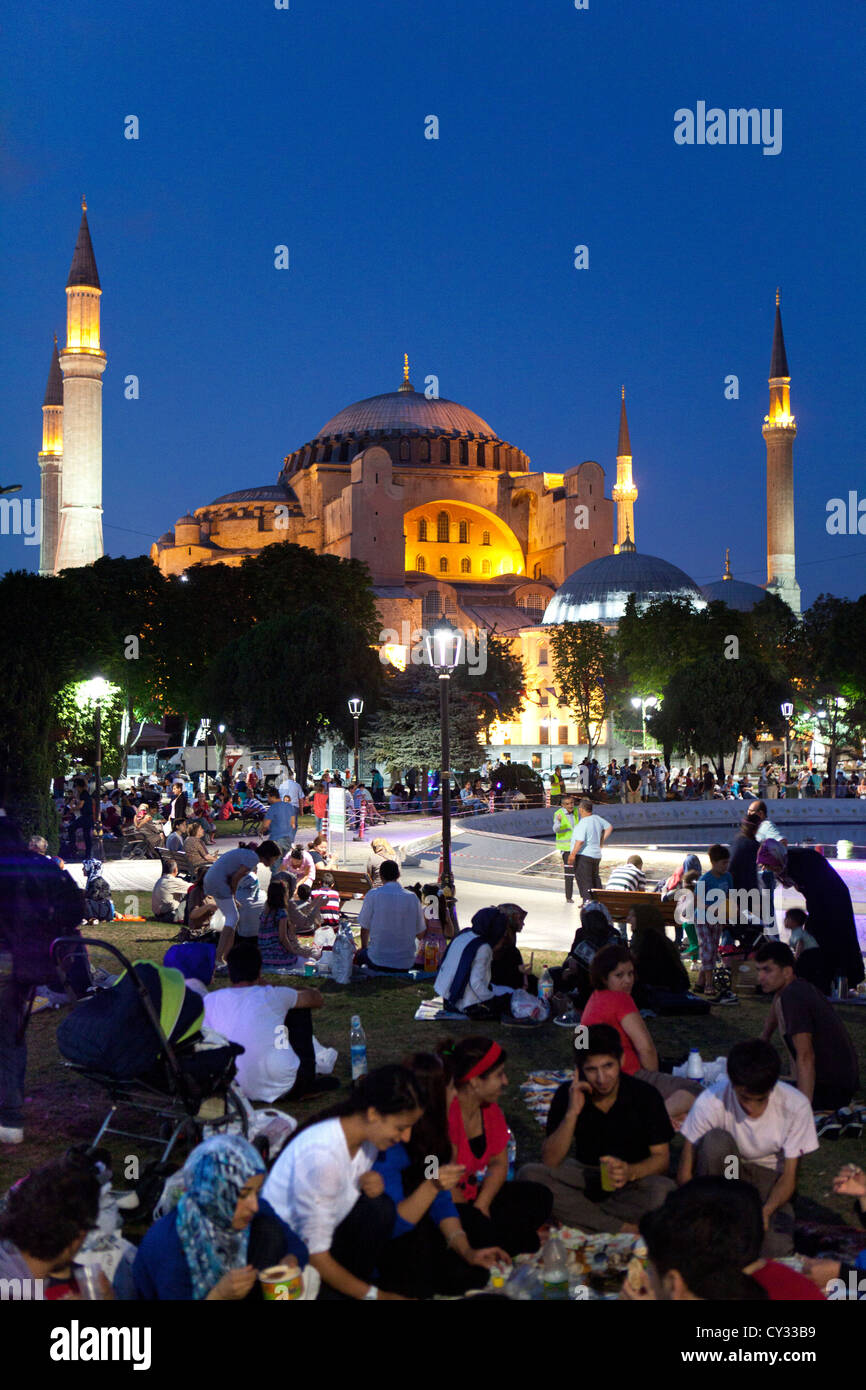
[606,863,646,892]
[311,886,341,928]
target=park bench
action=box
[315,866,373,907]
[590,889,678,926]
[156,846,198,881]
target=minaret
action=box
[763,290,800,613]
[54,197,106,571]
[38,335,63,575]
[611,385,638,552]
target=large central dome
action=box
[318,389,498,439]
[544,547,707,625]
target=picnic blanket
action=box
[521,1069,573,1126]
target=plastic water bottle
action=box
[350,1015,367,1081]
[538,967,554,1006]
[541,1235,569,1300]
[686,1047,704,1081]
[506,1128,517,1181]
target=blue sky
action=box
[2,0,864,602]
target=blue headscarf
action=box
[175,1135,265,1300]
[439,907,508,1010]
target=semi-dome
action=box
[208,483,300,507]
[543,549,707,625]
[317,390,498,440]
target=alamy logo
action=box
[50,1321,152,1371]
[675,883,774,925]
[674,103,782,156]
[826,492,866,535]
[0,497,41,545]
[378,622,488,675]
[0,1277,45,1299]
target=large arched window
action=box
[482,558,491,575]
[418,518,428,542]
[458,520,469,543]
[461,557,471,574]
[437,511,450,543]
[415,555,426,572]
[399,438,411,462]
[482,530,491,546]
[418,438,430,462]
[439,556,449,573]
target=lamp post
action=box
[780,701,794,788]
[78,677,111,853]
[630,695,657,751]
[424,621,464,900]
[348,698,364,784]
[201,717,211,794]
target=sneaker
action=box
[214,963,228,977]
[815,1112,843,1141]
[837,1108,863,1140]
[716,990,740,1006]
[0,1126,24,1144]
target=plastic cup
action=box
[76,1263,106,1300]
[259,1264,303,1300]
[303,961,315,978]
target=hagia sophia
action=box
[36,202,801,769]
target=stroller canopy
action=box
[58,960,205,1079]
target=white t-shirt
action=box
[279,779,304,807]
[681,1078,818,1171]
[203,984,300,1101]
[570,814,612,859]
[756,818,782,844]
[263,1117,377,1255]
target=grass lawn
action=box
[10,904,866,1234]
[212,815,316,839]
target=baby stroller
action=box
[52,938,247,1163]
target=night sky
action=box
[3,0,864,603]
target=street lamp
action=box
[77,677,112,851]
[348,698,364,783]
[424,621,464,899]
[780,701,794,787]
[630,695,657,750]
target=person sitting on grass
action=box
[263,1066,422,1300]
[258,879,320,972]
[202,942,338,1104]
[132,1135,307,1301]
[441,1037,552,1255]
[518,1023,675,1234]
[626,902,704,1011]
[151,858,190,925]
[550,901,622,1010]
[580,944,701,1128]
[373,1051,510,1298]
[0,1153,106,1300]
[283,844,316,888]
[803,1163,866,1295]
[606,855,647,893]
[694,843,734,1001]
[434,907,512,1018]
[678,1038,818,1258]
[784,906,831,996]
[756,941,860,1136]
[490,902,536,992]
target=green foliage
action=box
[549,621,619,755]
[54,681,125,780]
[367,663,485,774]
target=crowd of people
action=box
[548,758,866,804]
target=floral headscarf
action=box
[756,838,788,877]
[175,1135,265,1300]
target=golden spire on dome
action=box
[82,195,87,211]
[776,287,780,307]
[398,352,414,392]
[724,547,732,579]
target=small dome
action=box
[176,513,198,525]
[544,549,706,625]
[317,390,497,440]
[157,531,174,545]
[701,577,768,612]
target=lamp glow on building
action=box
[423,620,464,899]
[348,697,364,783]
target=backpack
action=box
[0,849,89,992]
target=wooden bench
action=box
[315,866,373,907]
[590,889,678,926]
[156,846,198,881]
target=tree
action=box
[454,630,526,747]
[549,621,618,758]
[199,607,382,784]
[786,595,866,794]
[367,663,486,779]
[648,653,790,780]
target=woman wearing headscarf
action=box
[756,840,864,988]
[552,900,622,1008]
[434,907,510,1018]
[132,1135,307,1300]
